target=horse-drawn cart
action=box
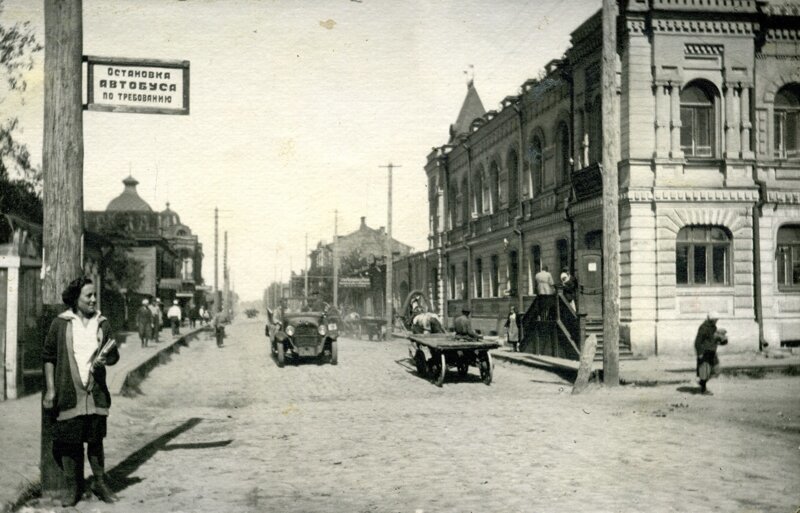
[360,316,387,340]
[407,334,499,387]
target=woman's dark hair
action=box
[62,276,93,309]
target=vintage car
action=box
[271,309,339,367]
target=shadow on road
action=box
[108,417,215,492]
[161,440,232,451]
[394,358,489,386]
[676,385,704,395]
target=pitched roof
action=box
[449,80,486,142]
[106,176,152,212]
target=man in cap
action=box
[136,298,153,348]
[694,311,728,395]
[149,297,163,343]
[454,308,481,340]
[167,299,182,336]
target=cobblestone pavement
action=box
[20,319,800,513]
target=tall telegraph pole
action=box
[602,0,620,386]
[223,231,229,319]
[332,210,339,307]
[304,233,309,301]
[380,163,400,329]
[214,206,219,311]
[41,0,83,497]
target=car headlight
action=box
[286,325,295,336]
[318,324,327,336]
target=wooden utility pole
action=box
[332,210,339,307]
[601,0,620,386]
[214,207,219,311]
[304,233,309,301]
[380,163,400,329]
[41,0,83,497]
[223,231,229,319]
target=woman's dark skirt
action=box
[55,414,107,444]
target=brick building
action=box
[412,0,800,355]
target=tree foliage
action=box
[0,0,43,221]
[95,218,145,294]
[340,248,369,276]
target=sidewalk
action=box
[492,345,800,385]
[0,325,209,512]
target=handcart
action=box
[407,334,500,387]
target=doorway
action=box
[577,250,602,318]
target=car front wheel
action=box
[277,342,285,368]
[330,341,338,365]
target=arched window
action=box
[777,224,800,290]
[489,162,500,213]
[676,226,731,286]
[472,168,483,216]
[448,181,458,228]
[460,177,469,225]
[590,96,602,164]
[774,84,800,159]
[530,136,543,194]
[475,258,483,298]
[507,149,519,207]
[680,82,716,158]
[557,121,571,184]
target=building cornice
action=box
[651,18,757,35]
[569,197,603,216]
[620,188,759,202]
[766,190,800,204]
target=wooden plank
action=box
[572,334,598,395]
[408,334,499,351]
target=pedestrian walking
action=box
[504,305,521,352]
[694,311,728,395]
[167,300,182,336]
[534,265,556,320]
[189,304,199,329]
[211,309,225,348]
[149,298,162,343]
[136,298,153,348]
[41,277,120,507]
[560,267,579,312]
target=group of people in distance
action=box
[135,298,212,347]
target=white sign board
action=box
[86,56,190,115]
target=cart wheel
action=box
[330,341,338,365]
[429,353,446,387]
[479,352,493,385]
[457,362,469,378]
[276,342,285,368]
[414,350,427,376]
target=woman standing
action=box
[42,277,120,507]
[504,306,521,352]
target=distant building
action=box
[85,175,205,316]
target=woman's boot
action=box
[60,453,83,507]
[88,443,118,503]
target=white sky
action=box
[2,0,601,301]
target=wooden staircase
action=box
[584,318,634,361]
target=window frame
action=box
[475,258,483,298]
[675,226,732,287]
[777,225,800,291]
[490,255,500,297]
[774,85,800,160]
[680,83,716,159]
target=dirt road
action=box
[19,319,800,513]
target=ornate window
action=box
[490,255,500,297]
[774,84,800,160]
[507,149,519,207]
[680,83,716,158]
[676,226,731,286]
[777,225,800,290]
[460,177,469,225]
[530,136,543,194]
[557,121,571,184]
[449,264,457,299]
[509,250,519,297]
[472,168,483,216]
[475,258,483,298]
[489,162,500,213]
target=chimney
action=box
[360,216,366,228]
